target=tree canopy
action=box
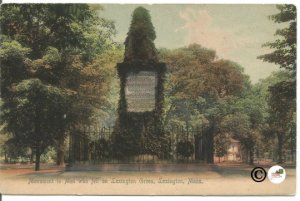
[258,4,296,75]
[0,4,296,166]
[159,44,250,163]
[0,4,119,170]
[258,4,296,163]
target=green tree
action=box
[0,40,30,99]
[252,71,293,162]
[268,80,296,163]
[177,141,194,161]
[287,114,296,162]
[214,133,230,163]
[3,79,69,170]
[258,4,296,163]
[226,87,264,164]
[221,112,258,164]
[84,47,123,128]
[0,4,117,168]
[258,4,296,74]
[159,44,246,163]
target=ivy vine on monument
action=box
[112,7,169,161]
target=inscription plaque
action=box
[125,71,157,112]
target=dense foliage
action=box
[258,4,296,163]
[0,5,296,167]
[0,4,119,170]
[258,5,296,74]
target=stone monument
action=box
[112,7,168,160]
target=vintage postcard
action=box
[0,3,296,196]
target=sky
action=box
[99,4,287,83]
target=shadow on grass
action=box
[211,165,252,177]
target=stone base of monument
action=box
[65,162,211,172]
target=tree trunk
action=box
[35,146,41,171]
[56,149,65,166]
[256,148,259,161]
[207,132,214,164]
[207,122,217,164]
[277,134,283,164]
[291,146,294,162]
[30,149,34,164]
[30,153,34,164]
[249,147,254,165]
[4,151,8,163]
[202,134,207,162]
[56,137,65,166]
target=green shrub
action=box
[177,141,194,158]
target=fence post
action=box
[68,131,74,166]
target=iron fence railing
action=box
[69,126,207,164]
